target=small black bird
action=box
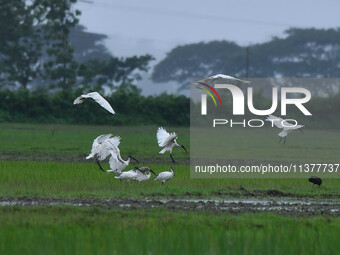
[309,176,322,186]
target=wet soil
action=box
[0,196,339,217]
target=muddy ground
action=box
[0,196,339,217]
[1,152,313,166]
[0,152,190,165]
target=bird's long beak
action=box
[180,145,187,153]
[117,155,124,164]
[150,169,157,176]
[129,155,139,164]
[134,167,142,173]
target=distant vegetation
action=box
[0,85,189,126]
[1,86,340,127]
[0,0,153,91]
[153,28,340,90]
[1,2,340,126]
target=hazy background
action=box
[76,0,340,95]
[1,0,340,126]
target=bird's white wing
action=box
[86,134,113,159]
[109,156,119,170]
[135,170,146,180]
[95,134,113,145]
[115,169,138,180]
[107,136,120,148]
[155,171,171,181]
[198,74,250,84]
[157,127,177,147]
[268,115,299,129]
[108,144,124,170]
[73,92,115,115]
[109,153,124,172]
[96,139,120,161]
[266,115,286,129]
[157,127,169,146]
[278,130,288,137]
[109,143,121,160]
[284,124,304,131]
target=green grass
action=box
[2,123,340,164]
[0,206,339,255]
[0,161,339,198]
[0,122,339,198]
[0,123,339,254]
[0,123,189,159]
[191,127,340,163]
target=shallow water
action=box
[0,197,339,215]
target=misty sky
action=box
[76,0,340,95]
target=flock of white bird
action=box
[73,92,187,184]
[72,74,304,183]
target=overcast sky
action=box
[76,0,340,95]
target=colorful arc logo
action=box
[197,82,222,106]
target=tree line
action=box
[152,28,340,91]
[0,1,189,126]
[0,85,189,126]
[1,1,340,127]
[0,0,153,91]
[1,85,340,128]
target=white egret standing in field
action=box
[154,166,174,185]
[73,92,115,114]
[197,74,250,84]
[86,134,121,172]
[114,167,142,182]
[157,127,187,164]
[266,115,304,145]
[134,167,157,183]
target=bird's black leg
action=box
[162,182,165,185]
[300,129,304,134]
[170,153,176,164]
[96,159,105,172]
[283,137,286,145]
[279,137,282,143]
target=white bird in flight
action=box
[267,115,304,144]
[73,92,115,115]
[154,166,174,185]
[197,74,250,84]
[114,167,142,182]
[86,134,121,171]
[86,134,139,173]
[106,141,139,174]
[157,127,187,164]
[133,167,157,183]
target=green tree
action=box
[78,55,154,89]
[152,28,340,90]
[70,25,111,63]
[152,41,244,90]
[0,0,44,89]
[41,0,80,90]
